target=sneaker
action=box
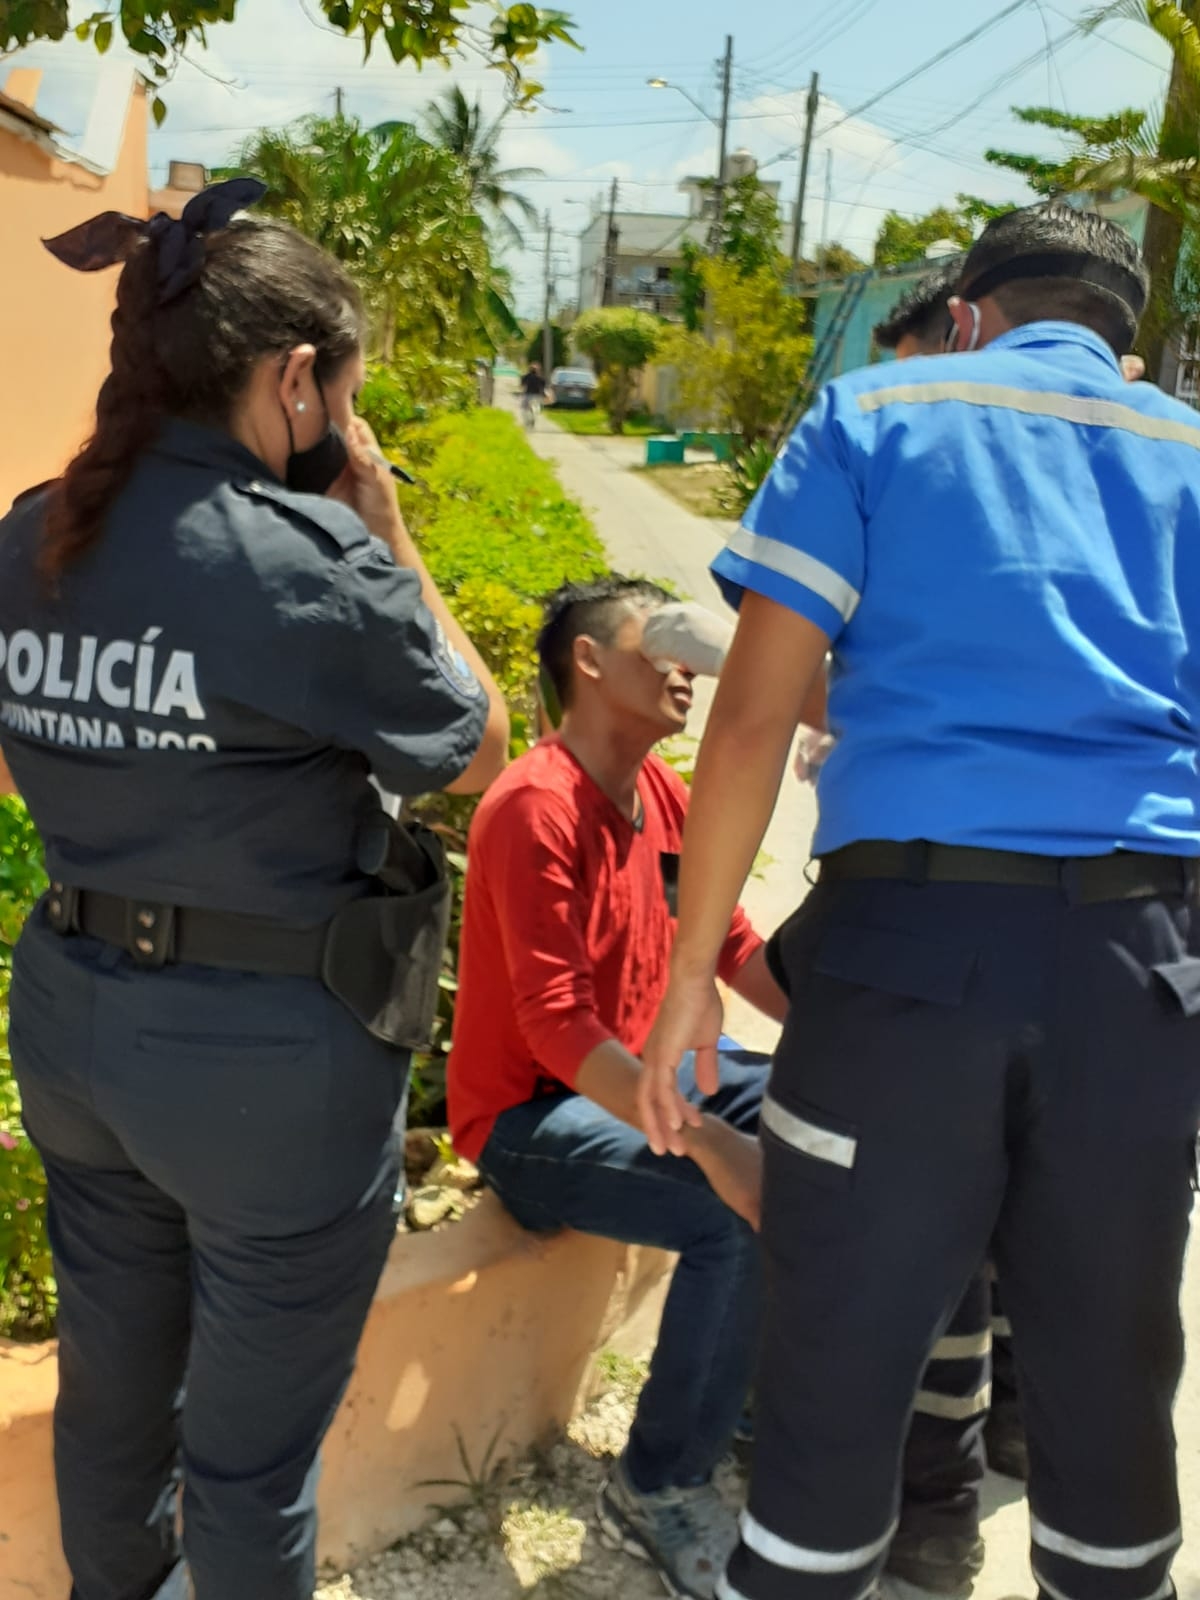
[875,1574,975,1600]
[597,1457,739,1599]
[885,1531,986,1597]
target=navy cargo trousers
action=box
[9,904,406,1600]
[726,873,1200,1600]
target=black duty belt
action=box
[44,883,327,975]
[817,841,1200,905]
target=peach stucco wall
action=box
[0,77,149,515]
[0,1195,673,1597]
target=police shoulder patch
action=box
[432,620,481,700]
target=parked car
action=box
[548,367,598,409]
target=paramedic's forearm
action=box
[672,595,831,980]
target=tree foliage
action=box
[571,307,661,432]
[666,258,812,445]
[3,2,578,123]
[874,205,975,267]
[673,174,784,332]
[234,114,518,368]
[422,85,542,250]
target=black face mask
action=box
[283,379,349,496]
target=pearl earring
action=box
[296,401,307,413]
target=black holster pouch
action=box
[322,811,452,1051]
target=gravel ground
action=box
[316,1355,746,1600]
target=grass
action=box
[638,460,734,519]
[547,408,668,438]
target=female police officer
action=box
[0,179,508,1600]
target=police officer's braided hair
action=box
[42,219,364,582]
[538,575,672,709]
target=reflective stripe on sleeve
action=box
[856,382,1200,453]
[740,1510,899,1573]
[760,1093,857,1170]
[1030,1518,1182,1569]
[991,1315,1013,1338]
[913,1383,991,1421]
[930,1330,991,1361]
[723,526,861,623]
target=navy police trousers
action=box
[729,875,1200,1600]
[10,906,406,1600]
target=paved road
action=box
[519,401,1200,1600]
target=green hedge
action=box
[0,800,51,1339]
[0,406,606,1336]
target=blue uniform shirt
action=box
[0,420,487,922]
[712,322,1200,858]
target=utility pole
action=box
[790,71,820,280]
[542,212,554,380]
[601,177,619,307]
[709,34,733,253]
[334,86,344,119]
[815,150,834,297]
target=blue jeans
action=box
[479,1041,769,1492]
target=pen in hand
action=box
[368,450,416,486]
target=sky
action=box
[6,0,1173,318]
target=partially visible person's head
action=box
[44,211,365,579]
[873,262,960,359]
[952,202,1148,357]
[530,361,542,375]
[537,576,693,737]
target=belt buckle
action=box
[45,882,78,934]
[125,901,175,968]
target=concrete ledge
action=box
[0,1194,672,1596]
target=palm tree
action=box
[977,1,1200,377]
[422,86,542,250]
[234,114,520,361]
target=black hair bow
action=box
[42,176,268,306]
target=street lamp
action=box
[646,77,718,126]
[647,40,732,253]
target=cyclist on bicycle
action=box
[519,362,548,427]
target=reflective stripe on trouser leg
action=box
[895,1263,991,1553]
[717,1516,898,1600]
[1030,1518,1181,1600]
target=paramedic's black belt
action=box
[818,841,1200,904]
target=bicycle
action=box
[520,393,541,431]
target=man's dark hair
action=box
[873,262,960,354]
[958,202,1149,355]
[538,575,670,708]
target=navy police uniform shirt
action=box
[0,419,487,923]
[712,322,1200,859]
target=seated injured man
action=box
[447,576,784,1600]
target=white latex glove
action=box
[794,725,835,785]
[641,602,735,678]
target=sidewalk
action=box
[524,402,1200,1600]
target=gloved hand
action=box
[794,725,835,785]
[641,602,735,678]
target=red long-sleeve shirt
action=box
[447,738,763,1162]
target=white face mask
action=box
[946,301,982,353]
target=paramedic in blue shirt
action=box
[641,203,1200,1600]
